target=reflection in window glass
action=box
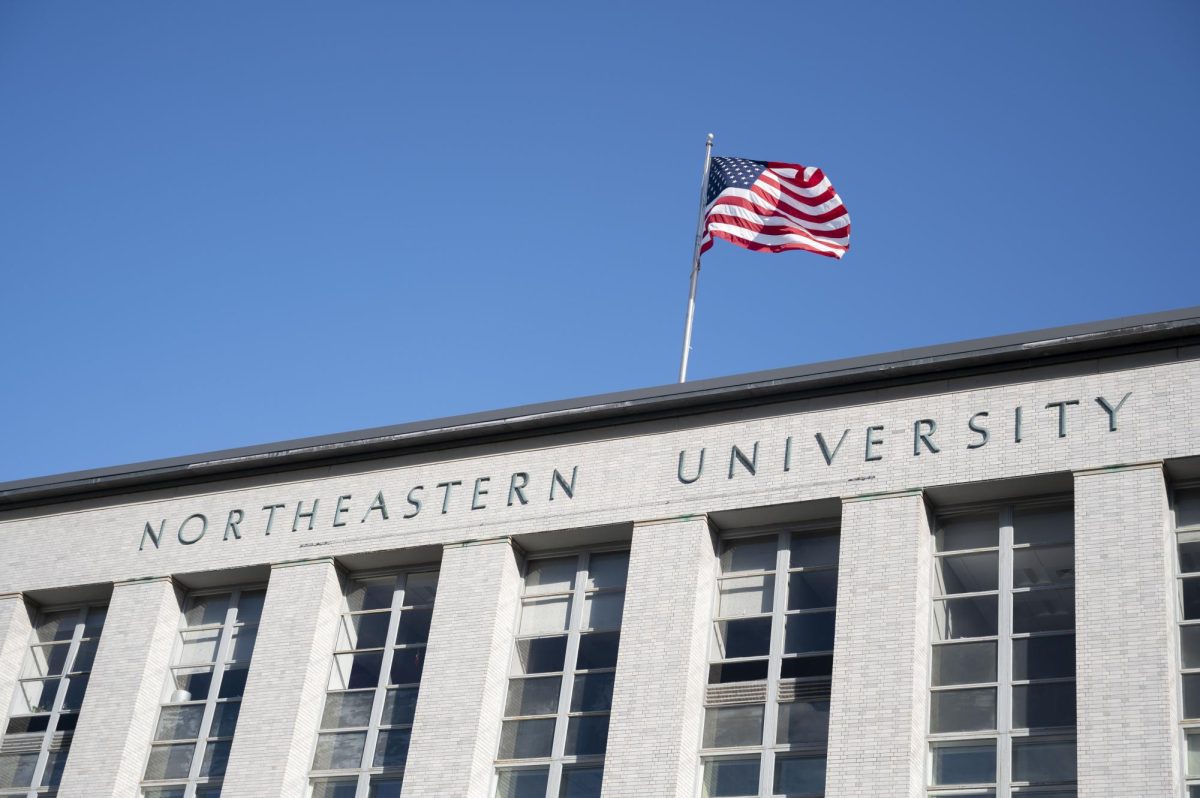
[929,504,1075,796]
[494,551,628,796]
[309,571,438,798]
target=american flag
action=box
[701,157,851,260]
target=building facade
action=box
[1,307,1198,798]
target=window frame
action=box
[698,520,840,798]
[926,498,1076,798]
[1173,483,1200,797]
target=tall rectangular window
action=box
[700,527,839,798]
[308,569,438,798]
[494,549,629,798]
[141,588,265,798]
[1174,487,1200,796]
[928,503,1076,797]
[0,603,106,798]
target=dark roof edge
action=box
[4,306,1199,508]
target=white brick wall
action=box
[401,537,521,797]
[1074,463,1180,797]
[223,557,343,797]
[826,490,932,798]
[0,593,33,735]
[57,577,182,797]
[603,516,716,797]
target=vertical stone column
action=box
[602,515,717,798]
[0,593,34,733]
[1074,463,1179,797]
[58,577,182,797]
[223,557,343,798]
[402,537,522,798]
[826,490,932,798]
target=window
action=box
[700,527,839,798]
[1175,487,1200,797]
[494,550,629,798]
[141,588,265,798]
[928,504,1076,797]
[0,603,106,798]
[308,570,438,798]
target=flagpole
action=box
[678,132,714,383]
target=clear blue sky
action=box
[1,1,1197,482]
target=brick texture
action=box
[57,577,182,797]
[1074,464,1180,797]
[0,593,33,735]
[826,491,932,798]
[602,516,716,797]
[401,537,521,798]
[223,557,343,797]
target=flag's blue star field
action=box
[706,157,768,205]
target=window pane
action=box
[338,612,391,650]
[42,747,67,787]
[703,704,764,748]
[513,636,567,675]
[6,715,49,734]
[496,768,549,798]
[312,731,366,770]
[1012,589,1074,634]
[560,765,604,798]
[1187,729,1200,777]
[72,639,98,672]
[783,611,836,654]
[790,533,839,568]
[506,676,562,717]
[1013,506,1073,545]
[564,714,609,756]
[936,514,998,552]
[773,754,826,797]
[709,660,769,684]
[328,651,383,690]
[168,663,212,703]
[84,606,107,636]
[933,596,998,640]
[185,594,230,627]
[701,756,760,797]
[1012,737,1077,783]
[0,751,38,789]
[930,740,996,786]
[780,655,833,679]
[200,738,231,778]
[776,699,830,745]
[142,789,188,798]
[1182,625,1200,669]
[229,625,258,662]
[498,718,556,759]
[520,596,571,635]
[218,665,249,699]
[368,776,403,798]
[718,575,774,617]
[571,672,615,712]
[144,743,195,781]
[525,557,576,595]
[1013,634,1075,680]
[1186,673,1200,719]
[381,687,418,727]
[310,778,359,798]
[372,728,410,767]
[16,677,60,713]
[934,552,999,595]
[586,552,629,589]
[1013,545,1074,588]
[35,610,79,643]
[179,629,221,666]
[1182,534,1200,574]
[403,572,438,606]
[321,690,374,729]
[395,608,433,645]
[24,643,70,678]
[582,592,624,630]
[930,688,997,733]
[1013,682,1076,729]
[155,704,205,741]
[210,700,241,737]
[714,617,772,659]
[390,647,426,685]
[787,570,838,610]
[1185,578,1200,621]
[575,632,620,670]
[346,578,396,613]
[932,641,997,686]
[236,590,266,624]
[721,536,776,574]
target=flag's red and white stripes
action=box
[701,162,851,259]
